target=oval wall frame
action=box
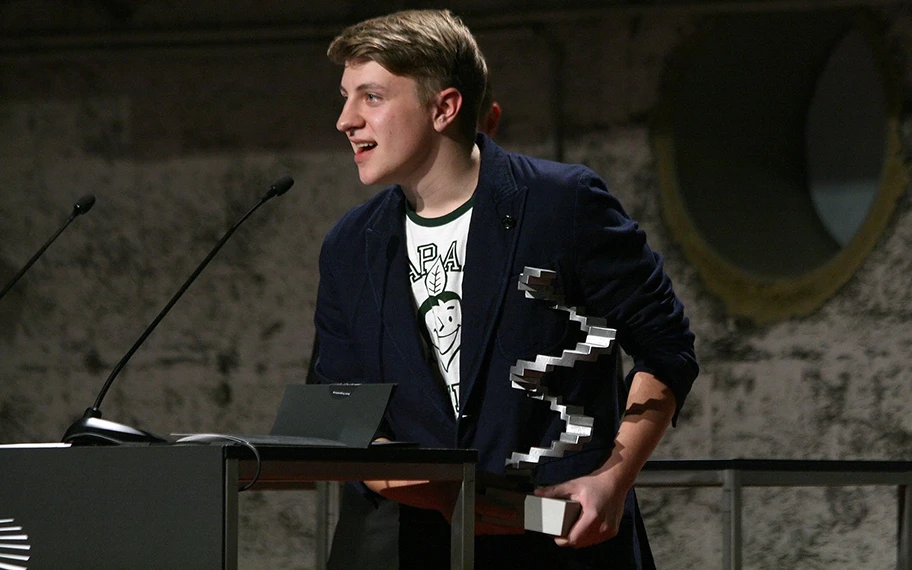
[653,9,908,323]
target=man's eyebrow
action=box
[340,82,387,95]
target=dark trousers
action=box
[328,484,400,570]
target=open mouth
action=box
[355,142,377,154]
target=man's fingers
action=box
[552,503,597,548]
[534,483,569,499]
[535,478,584,501]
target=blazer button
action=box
[501,215,515,230]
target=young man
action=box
[314,9,698,569]
[324,88,503,570]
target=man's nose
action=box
[336,101,359,133]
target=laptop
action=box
[173,383,396,448]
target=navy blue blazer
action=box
[314,134,698,485]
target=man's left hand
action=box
[533,470,628,548]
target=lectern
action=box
[1,443,476,569]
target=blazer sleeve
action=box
[570,167,699,424]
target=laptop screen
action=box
[173,383,396,448]
[268,383,397,448]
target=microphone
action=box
[0,194,96,303]
[62,175,294,445]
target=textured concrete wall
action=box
[1,5,910,569]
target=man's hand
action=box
[533,470,628,548]
[366,478,526,535]
[536,371,678,548]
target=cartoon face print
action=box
[425,296,461,361]
[421,292,461,372]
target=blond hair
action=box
[327,9,488,142]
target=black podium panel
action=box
[1,445,231,570]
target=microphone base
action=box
[63,415,168,446]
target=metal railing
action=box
[314,459,912,569]
[636,459,912,570]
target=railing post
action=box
[900,485,910,570]
[722,469,742,570]
[315,481,330,570]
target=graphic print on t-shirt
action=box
[414,251,462,373]
[406,203,472,416]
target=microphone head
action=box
[268,175,294,198]
[73,194,96,216]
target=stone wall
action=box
[1,5,910,569]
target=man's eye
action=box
[366,93,379,102]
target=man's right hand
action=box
[364,478,526,535]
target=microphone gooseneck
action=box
[0,194,96,303]
[62,176,294,445]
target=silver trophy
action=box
[482,267,616,536]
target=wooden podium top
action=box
[210,442,477,489]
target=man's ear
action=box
[432,87,463,133]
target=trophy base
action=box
[484,488,581,537]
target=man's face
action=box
[337,60,437,188]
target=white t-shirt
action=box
[405,198,473,416]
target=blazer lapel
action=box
[459,138,528,411]
[365,189,454,418]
